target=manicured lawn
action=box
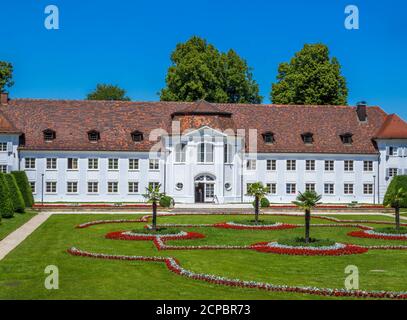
[0,213,407,300]
[0,210,37,241]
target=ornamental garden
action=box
[1,177,407,299]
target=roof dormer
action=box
[301,132,314,145]
[340,132,353,145]
[87,130,100,142]
[43,129,56,142]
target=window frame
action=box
[0,142,7,152]
[87,181,99,194]
[305,160,316,171]
[266,159,277,171]
[107,181,119,194]
[246,159,257,170]
[46,158,57,170]
[45,181,57,194]
[175,143,187,163]
[324,183,335,195]
[67,158,78,170]
[286,183,296,195]
[324,160,334,172]
[363,161,373,172]
[88,158,99,170]
[363,183,374,195]
[25,158,36,170]
[108,158,119,171]
[129,159,139,171]
[197,143,214,164]
[344,160,354,172]
[344,183,354,195]
[66,181,78,194]
[286,160,296,171]
[149,159,160,171]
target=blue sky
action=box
[1,0,407,118]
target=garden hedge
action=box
[0,173,15,218]
[384,175,407,208]
[4,173,25,213]
[11,171,34,207]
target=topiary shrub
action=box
[4,174,25,213]
[159,195,174,208]
[252,197,270,208]
[384,175,407,208]
[0,173,15,218]
[11,171,34,207]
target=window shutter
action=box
[7,142,12,152]
[386,147,390,156]
[398,148,404,157]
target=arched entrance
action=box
[194,174,215,203]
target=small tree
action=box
[0,173,14,218]
[4,174,25,213]
[143,184,164,231]
[292,191,322,243]
[384,187,407,230]
[247,182,268,224]
[0,61,14,93]
[11,171,34,207]
[86,84,131,101]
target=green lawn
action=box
[0,210,37,241]
[0,213,407,300]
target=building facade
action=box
[1,93,406,204]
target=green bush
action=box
[159,195,174,208]
[384,175,407,208]
[4,174,25,213]
[0,173,15,218]
[252,197,270,208]
[11,171,34,207]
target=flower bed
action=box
[251,241,368,256]
[214,222,298,230]
[105,230,205,241]
[67,247,407,300]
[348,230,407,240]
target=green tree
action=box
[160,36,262,103]
[247,182,268,224]
[11,171,34,207]
[0,173,14,218]
[4,174,25,213]
[384,187,407,230]
[0,61,14,93]
[271,44,348,105]
[143,184,164,231]
[292,191,322,243]
[86,84,131,101]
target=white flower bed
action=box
[266,242,346,251]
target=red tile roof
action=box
[0,99,393,154]
[374,114,407,139]
[0,110,20,134]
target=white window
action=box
[108,181,118,193]
[88,158,98,170]
[324,160,334,171]
[197,143,214,163]
[306,160,315,171]
[0,142,7,152]
[175,143,187,163]
[344,183,354,195]
[149,159,159,170]
[266,183,277,195]
[389,147,398,156]
[46,181,57,193]
[224,144,233,163]
[267,160,276,171]
[67,181,78,193]
[364,184,373,195]
[344,160,354,172]
[149,182,160,190]
[67,158,78,170]
[29,181,36,194]
[0,165,7,173]
[388,168,398,177]
[286,160,296,171]
[25,158,36,169]
[305,183,316,192]
[108,158,119,170]
[324,183,335,195]
[46,158,57,170]
[363,161,373,172]
[286,183,296,194]
[247,160,256,170]
[87,182,99,193]
[129,159,139,170]
[128,182,139,193]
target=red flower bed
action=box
[348,230,407,240]
[214,222,298,230]
[105,230,205,241]
[251,242,368,256]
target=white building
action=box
[1,94,406,204]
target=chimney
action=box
[356,101,367,122]
[0,92,9,105]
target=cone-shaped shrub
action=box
[11,171,34,207]
[0,173,15,218]
[4,173,25,213]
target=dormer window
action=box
[43,129,56,142]
[88,130,100,142]
[131,131,143,142]
[340,133,353,145]
[262,132,275,144]
[301,132,314,144]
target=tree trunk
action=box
[152,201,157,231]
[255,196,259,224]
[395,206,400,230]
[305,209,311,243]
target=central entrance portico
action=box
[194,174,215,203]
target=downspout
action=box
[240,146,244,203]
[377,153,380,204]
